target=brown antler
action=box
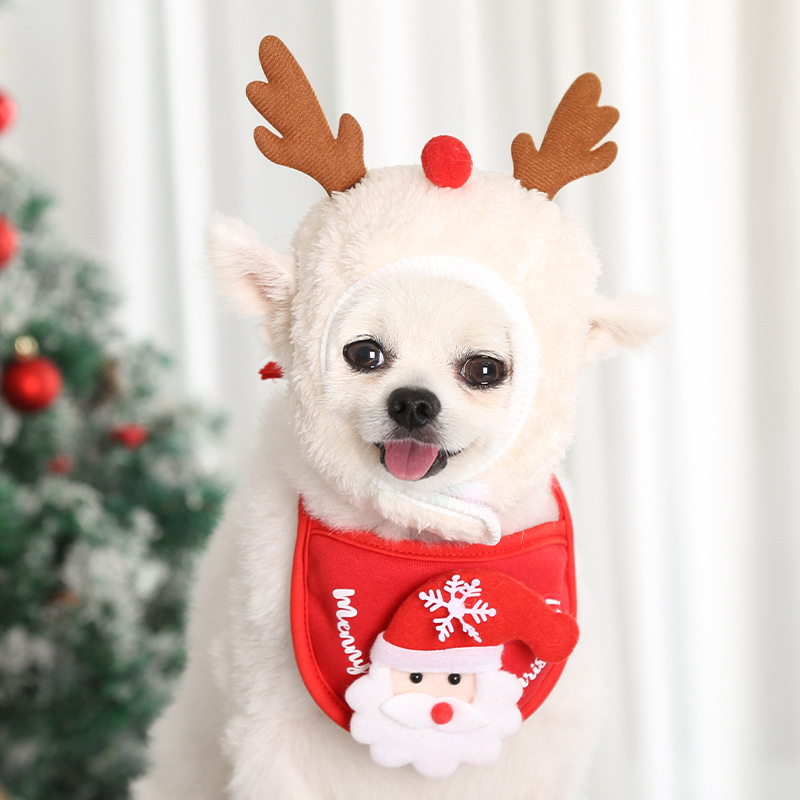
[246,36,366,195]
[512,73,619,199]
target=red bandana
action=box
[290,477,577,730]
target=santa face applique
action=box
[344,571,578,778]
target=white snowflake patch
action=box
[418,574,497,643]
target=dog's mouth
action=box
[377,439,455,481]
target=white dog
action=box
[132,36,664,800]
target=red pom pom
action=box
[421,135,473,188]
[259,361,284,380]
[0,216,19,269]
[1,355,62,412]
[110,424,149,450]
[0,91,18,134]
[431,701,454,725]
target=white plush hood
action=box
[281,166,600,540]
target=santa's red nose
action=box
[430,701,454,725]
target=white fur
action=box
[585,293,668,363]
[133,165,661,799]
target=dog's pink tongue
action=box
[383,439,440,481]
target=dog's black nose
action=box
[387,387,441,429]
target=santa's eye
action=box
[460,355,506,387]
[344,339,387,371]
[447,673,461,685]
[409,673,423,684]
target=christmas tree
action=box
[0,86,227,799]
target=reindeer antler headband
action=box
[246,36,366,194]
[246,35,619,198]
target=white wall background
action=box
[2,1,799,798]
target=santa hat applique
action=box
[370,569,579,674]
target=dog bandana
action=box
[290,477,577,732]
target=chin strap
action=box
[374,484,501,545]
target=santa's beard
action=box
[345,664,523,778]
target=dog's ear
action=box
[206,213,297,324]
[584,294,667,363]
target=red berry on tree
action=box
[47,454,74,475]
[110,423,149,450]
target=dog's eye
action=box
[343,340,386,371]
[460,355,506,387]
[409,673,423,684]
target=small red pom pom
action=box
[421,135,473,188]
[0,216,19,269]
[259,361,284,380]
[110,424,149,450]
[431,701,455,725]
[0,90,18,134]
[1,355,62,412]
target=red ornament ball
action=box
[421,135,473,188]
[1,355,63,412]
[110,423,149,450]
[0,90,18,134]
[0,215,19,269]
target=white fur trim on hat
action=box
[370,633,504,674]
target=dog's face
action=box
[209,167,664,540]
[321,266,532,489]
